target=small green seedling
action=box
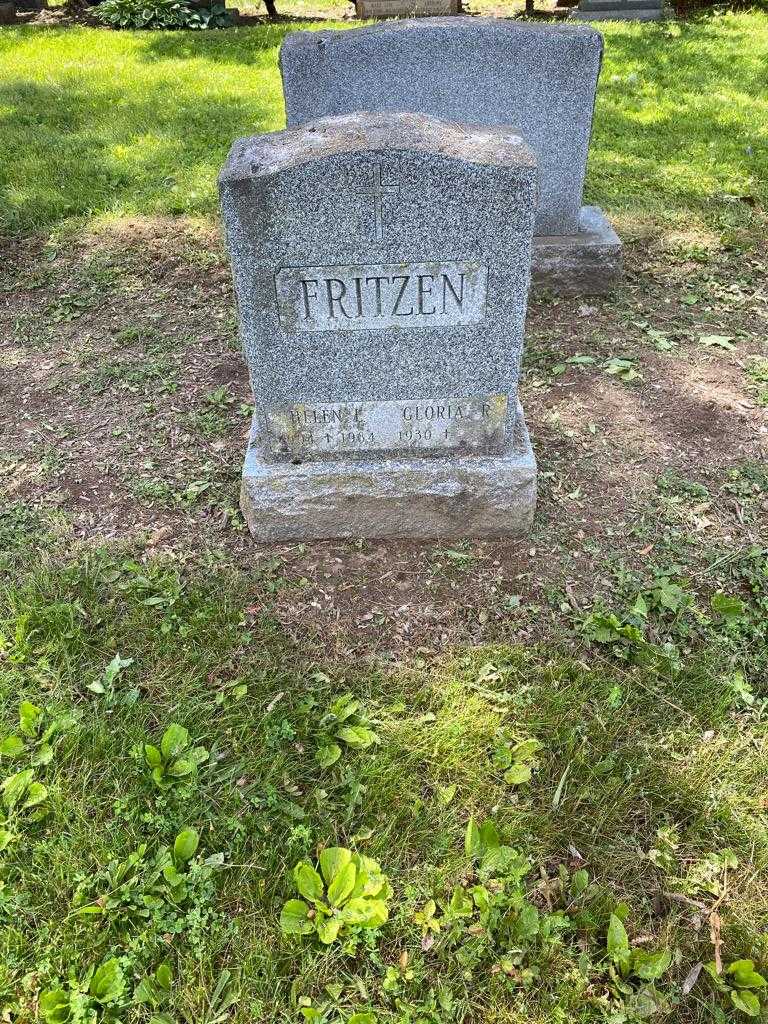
[280,847,390,946]
[1,766,47,811]
[73,827,207,924]
[634,576,693,618]
[704,959,767,1017]
[205,385,235,410]
[299,999,377,1024]
[314,694,380,770]
[134,962,172,1008]
[197,968,240,1024]
[1,766,49,824]
[646,825,680,874]
[601,913,673,1019]
[681,849,738,899]
[698,334,735,350]
[414,899,442,940]
[465,817,531,880]
[132,967,235,1024]
[162,827,202,899]
[0,701,77,850]
[606,913,672,986]
[710,592,748,625]
[441,547,475,570]
[555,863,592,907]
[87,653,134,704]
[603,356,643,384]
[582,611,647,661]
[491,736,541,785]
[0,701,42,760]
[648,831,738,900]
[40,958,127,1024]
[0,700,76,766]
[215,677,248,706]
[425,817,577,979]
[144,723,208,791]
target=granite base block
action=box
[241,404,537,542]
[531,205,622,294]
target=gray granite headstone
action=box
[280,18,602,237]
[219,111,538,541]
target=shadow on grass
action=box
[587,18,768,215]
[0,14,766,233]
[136,19,296,62]
[0,64,282,233]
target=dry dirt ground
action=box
[2,216,767,657]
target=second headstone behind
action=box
[280,18,622,293]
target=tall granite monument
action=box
[219,112,538,541]
[279,18,622,294]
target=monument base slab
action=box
[531,205,622,294]
[241,403,537,542]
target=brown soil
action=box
[2,216,766,657]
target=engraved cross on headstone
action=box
[356,164,401,241]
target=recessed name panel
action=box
[275,261,488,333]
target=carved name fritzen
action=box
[275,261,488,333]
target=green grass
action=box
[1,508,768,1022]
[1,12,768,234]
[3,10,768,1022]
[0,22,297,233]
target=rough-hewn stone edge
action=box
[218,112,535,188]
[240,402,537,541]
[531,205,622,295]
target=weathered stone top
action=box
[219,111,535,185]
[279,17,603,236]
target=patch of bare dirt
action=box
[2,217,766,657]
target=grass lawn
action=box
[1,8,768,1024]
[1,12,767,234]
